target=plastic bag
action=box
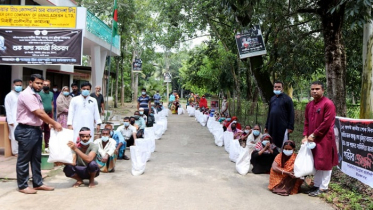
[48,128,74,164]
[294,143,316,177]
[144,127,155,152]
[236,145,254,175]
[223,131,233,153]
[154,123,163,140]
[214,127,224,147]
[130,146,148,176]
[229,139,240,162]
[178,107,184,115]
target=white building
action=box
[0,0,120,114]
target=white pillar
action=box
[91,45,103,89]
[11,66,23,88]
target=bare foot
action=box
[88,182,95,188]
[72,181,83,188]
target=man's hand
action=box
[9,123,14,127]
[67,141,76,150]
[102,155,109,163]
[115,149,119,155]
[302,136,308,144]
[51,122,62,132]
[307,135,315,142]
[68,125,73,130]
[287,129,293,134]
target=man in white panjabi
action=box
[67,82,101,142]
[5,79,23,155]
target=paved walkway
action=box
[0,112,332,210]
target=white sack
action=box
[223,131,233,153]
[178,107,184,115]
[235,144,255,175]
[214,127,224,147]
[130,146,147,176]
[135,138,151,161]
[294,143,316,178]
[48,128,74,164]
[229,139,241,162]
[154,123,163,140]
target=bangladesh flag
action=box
[112,0,118,37]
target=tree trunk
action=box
[284,84,293,99]
[250,87,259,114]
[246,62,252,100]
[131,50,136,102]
[360,21,373,119]
[121,57,124,106]
[114,57,119,108]
[320,1,347,116]
[235,56,241,117]
[248,56,273,103]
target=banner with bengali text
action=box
[0,6,76,28]
[335,117,373,187]
[0,28,82,65]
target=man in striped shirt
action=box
[137,88,151,116]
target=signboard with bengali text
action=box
[0,6,76,28]
[235,25,267,59]
[0,28,82,65]
[335,117,373,187]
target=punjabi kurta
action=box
[67,95,102,142]
[5,90,20,155]
[303,96,338,170]
[265,93,295,148]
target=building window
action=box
[23,67,42,88]
[46,72,71,91]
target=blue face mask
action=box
[307,142,316,149]
[253,130,260,136]
[14,86,22,92]
[262,140,270,146]
[80,140,90,146]
[139,111,144,115]
[81,89,90,96]
[226,118,231,122]
[283,149,293,156]
[63,91,70,96]
[273,90,281,95]
[110,131,114,136]
[124,122,130,127]
[101,136,109,142]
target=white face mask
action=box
[53,88,58,92]
[80,140,90,146]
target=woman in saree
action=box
[251,134,279,174]
[268,140,303,196]
[56,86,72,128]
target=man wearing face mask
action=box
[5,79,23,155]
[137,88,151,116]
[199,95,208,109]
[52,85,60,120]
[134,111,146,138]
[139,107,147,123]
[38,80,54,152]
[117,117,137,147]
[90,86,105,116]
[67,82,102,143]
[94,129,117,172]
[105,124,129,160]
[265,81,295,149]
[15,74,62,194]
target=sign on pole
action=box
[0,28,83,65]
[132,58,142,72]
[335,117,373,187]
[235,25,267,59]
[0,6,77,28]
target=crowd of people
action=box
[192,80,337,197]
[4,74,167,194]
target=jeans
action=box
[15,124,43,190]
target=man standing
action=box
[153,90,161,104]
[117,117,137,147]
[137,88,151,116]
[5,79,23,155]
[70,82,81,97]
[52,85,60,120]
[15,74,62,194]
[67,82,102,142]
[265,81,294,148]
[38,80,54,152]
[303,81,338,196]
[90,85,105,116]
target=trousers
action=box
[63,161,100,179]
[314,170,332,190]
[42,112,52,148]
[15,124,43,190]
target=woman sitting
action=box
[251,134,279,174]
[268,140,303,196]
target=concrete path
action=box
[0,112,332,210]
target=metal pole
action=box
[105,20,115,114]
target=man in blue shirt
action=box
[153,90,161,103]
[137,88,151,116]
[105,124,129,160]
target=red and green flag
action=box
[112,0,118,37]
